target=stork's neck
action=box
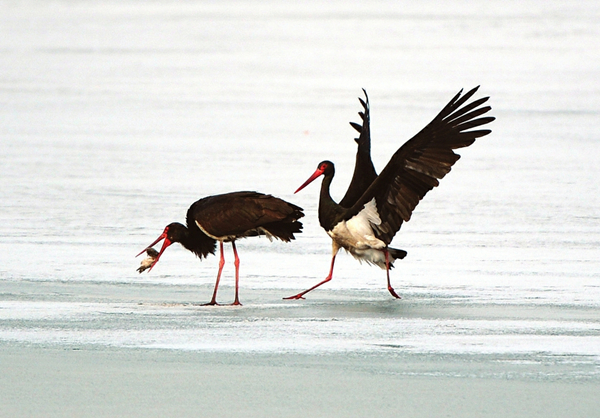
[318,173,345,231]
[167,223,195,252]
[182,220,217,258]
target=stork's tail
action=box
[387,247,407,269]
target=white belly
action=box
[327,199,388,268]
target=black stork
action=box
[138,191,304,305]
[285,86,494,300]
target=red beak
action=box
[136,228,173,272]
[295,166,325,193]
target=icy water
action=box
[1,1,600,416]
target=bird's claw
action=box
[199,301,221,306]
[283,294,306,300]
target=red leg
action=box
[230,241,242,306]
[385,249,401,299]
[284,254,337,300]
[203,241,224,306]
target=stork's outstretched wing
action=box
[350,86,495,244]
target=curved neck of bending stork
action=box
[176,227,195,251]
[181,222,217,258]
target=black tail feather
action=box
[387,247,407,269]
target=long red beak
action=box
[295,166,325,193]
[136,228,173,272]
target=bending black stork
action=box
[285,86,494,300]
[138,191,304,305]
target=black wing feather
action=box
[190,192,304,242]
[339,89,378,208]
[348,86,495,244]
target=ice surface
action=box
[1,1,599,416]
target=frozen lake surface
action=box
[1,1,599,416]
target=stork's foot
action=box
[283,294,306,300]
[199,300,221,306]
[388,287,402,299]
